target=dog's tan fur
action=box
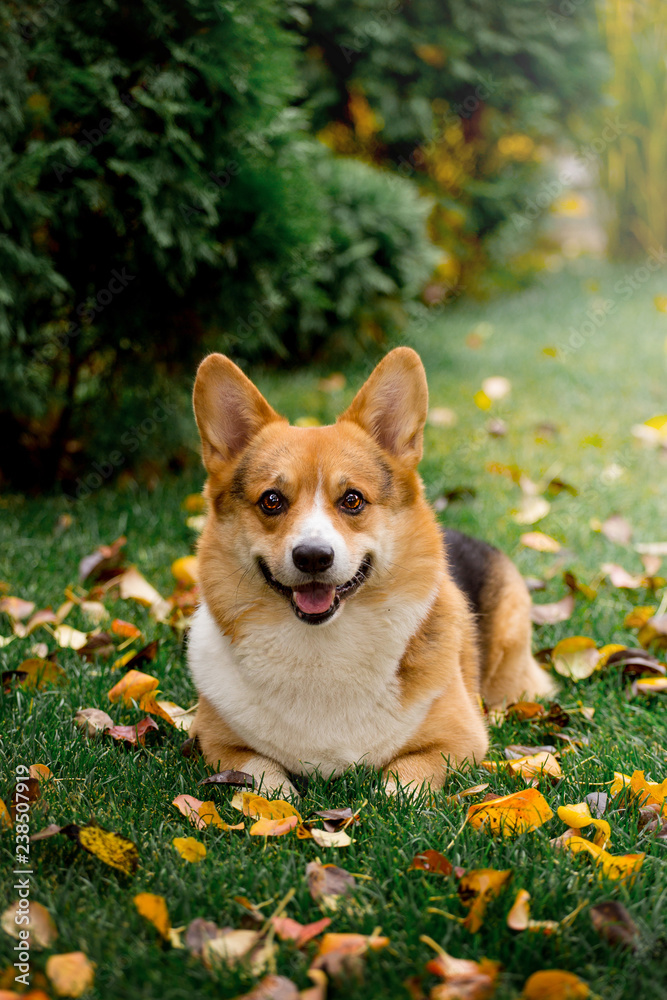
[187,348,555,795]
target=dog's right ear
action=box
[193,354,282,473]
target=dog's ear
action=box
[193,354,282,472]
[338,347,428,466]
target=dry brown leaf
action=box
[1,900,57,948]
[106,716,159,747]
[45,952,95,997]
[408,850,453,875]
[530,594,575,625]
[79,536,126,583]
[589,901,638,950]
[134,893,171,939]
[73,708,114,737]
[199,770,255,789]
[111,640,158,672]
[306,862,356,906]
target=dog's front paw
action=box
[242,754,299,800]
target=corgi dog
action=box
[187,348,555,796]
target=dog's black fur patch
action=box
[442,528,499,619]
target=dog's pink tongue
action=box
[293,584,335,615]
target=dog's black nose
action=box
[292,543,334,574]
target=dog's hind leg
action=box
[479,553,557,708]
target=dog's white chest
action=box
[187,599,436,776]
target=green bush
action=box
[296,0,608,285]
[0,0,438,488]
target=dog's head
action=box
[193,348,431,625]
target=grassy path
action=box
[1,262,666,999]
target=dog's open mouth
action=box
[258,557,372,624]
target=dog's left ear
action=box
[338,347,428,466]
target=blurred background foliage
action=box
[0,0,662,489]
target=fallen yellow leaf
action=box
[552,637,598,680]
[134,893,171,939]
[557,802,610,848]
[559,835,645,881]
[172,837,206,862]
[76,824,139,875]
[171,556,198,586]
[508,752,562,782]
[467,787,553,836]
[231,791,301,823]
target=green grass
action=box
[1,261,667,1000]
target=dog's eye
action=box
[259,491,285,514]
[341,490,365,512]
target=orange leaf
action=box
[249,815,299,837]
[45,952,95,997]
[107,669,159,705]
[110,618,141,639]
[522,969,589,999]
[134,893,171,939]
